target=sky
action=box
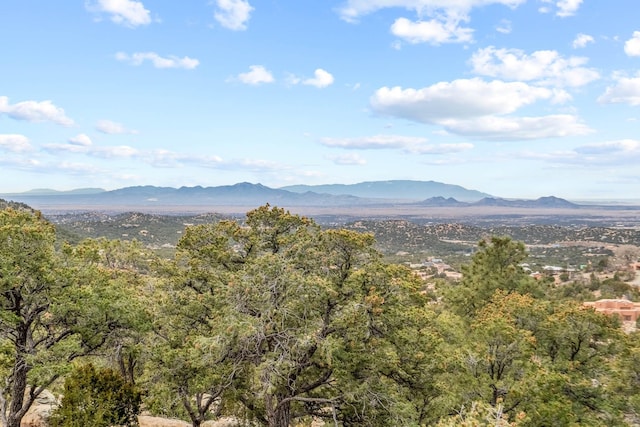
[1,1,640,201]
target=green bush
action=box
[49,364,142,427]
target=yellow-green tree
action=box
[0,209,143,427]
[152,205,443,427]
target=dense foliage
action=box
[49,364,142,427]
[1,205,639,427]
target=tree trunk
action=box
[267,400,291,427]
[7,365,28,427]
[7,328,29,427]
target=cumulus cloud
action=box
[370,79,592,140]
[390,17,473,45]
[337,0,525,44]
[527,139,640,167]
[0,134,32,152]
[320,134,473,154]
[115,52,199,69]
[371,78,566,123]
[234,65,275,85]
[337,0,525,23]
[439,114,592,140]
[88,0,151,27]
[572,33,594,49]
[69,134,93,147]
[556,0,583,17]
[0,96,74,126]
[320,134,429,150]
[470,46,599,87]
[44,139,137,158]
[538,0,583,17]
[95,119,138,135]
[287,69,334,88]
[624,31,640,57]
[575,139,640,156]
[598,73,640,106]
[90,145,139,159]
[214,0,253,30]
[43,134,93,154]
[303,69,335,88]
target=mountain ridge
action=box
[2,181,632,215]
[280,180,491,202]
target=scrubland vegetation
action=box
[2,202,640,427]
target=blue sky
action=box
[1,1,640,200]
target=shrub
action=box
[49,364,142,427]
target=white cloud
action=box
[470,46,599,87]
[371,78,565,123]
[95,119,138,135]
[598,73,640,106]
[624,31,640,57]
[88,0,151,27]
[572,33,594,49]
[527,139,640,166]
[576,139,640,156]
[0,134,32,152]
[370,79,592,140]
[495,19,511,34]
[43,143,90,154]
[440,114,592,140]
[115,52,199,69]
[45,140,138,158]
[69,134,93,147]
[91,145,139,158]
[320,134,473,154]
[303,69,334,88]
[412,142,474,154]
[538,0,583,17]
[556,0,583,17]
[141,149,227,169]
[337,0,525,22]
[214,0,253,31]
[0,96,74,126]
[320,134,429,150]
[235,65,275,85]
[327,153,368,165]
[390,17,473,45]
[338,1,527,46]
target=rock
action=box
[21,390,58,427]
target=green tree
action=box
[49,363,142,427]
[69,238,156,385]
[445,237,542,317]
[0,209,140,427]
[153,205,441,427]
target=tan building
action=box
[583,298,640,323]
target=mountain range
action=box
[0,180,630,214]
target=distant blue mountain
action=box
[0,182,593,213]
[10,188,106,196]
[280,180,491,202]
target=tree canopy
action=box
[1,205,638,427]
